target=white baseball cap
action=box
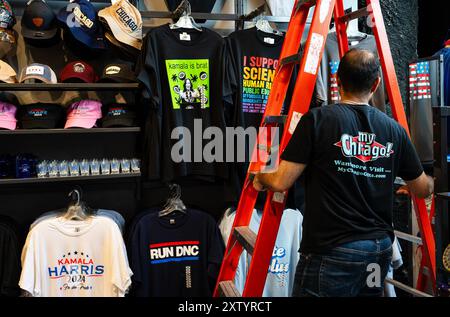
[98,0,142,50]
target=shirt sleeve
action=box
[397,128,424,181]
[109,222,133,297]
[281,112,315,164]
[207,217,225,293]
[19,230,40,297]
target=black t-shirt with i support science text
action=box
[281,104,424,254]
[137,24,228,182]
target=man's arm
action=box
[397,172,434,199]
[253,160,307,192]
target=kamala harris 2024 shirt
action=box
[281,104,424,253]
[137,24,228,182]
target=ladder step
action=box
[234,226,257,255]
[338,7,369,23]
[217,281,241,297]
[436,192,450,201]
[264,115,287,124]
[395,230,423,245]
[385,278,432,297]
[280,53,302,66]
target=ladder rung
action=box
[395,230,423,245]
[264,115,287,124]
[385,278,432,297]
[234,226,257,255]
[280,53,302,66]
[218,281,241,297]
[338,7,369,23]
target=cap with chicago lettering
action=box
[57,0,106,50]
[19,63,57,83]
[98,63,136,83]
[98,0,142,50]
[21,0,59,41]
[18,103,64,129]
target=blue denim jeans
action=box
[292,237,392,297]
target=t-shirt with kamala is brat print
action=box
[137,24,228,182]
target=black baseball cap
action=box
[98,64,136,83]
[101,104,137,128]
[21,0,59,40]
[18,103,64,129]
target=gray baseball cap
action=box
[19,63,57,83]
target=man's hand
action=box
[253,174,267,192]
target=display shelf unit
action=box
[0,83,140,91]
[0,173,141,186]
[0,127,141,135]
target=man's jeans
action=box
[292,237,392,297]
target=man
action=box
[253,49,433,297]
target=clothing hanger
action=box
[255,11,283,37]
[169,0,202,32]
[63,188,89,221]
[159,184,187,217]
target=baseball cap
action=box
[98,0,142,50]
[19,63,57,83]
[0,28,16,58]
[61,61,98,83]
[104,30,139,60]
[0,101,16,130]
[0,0,15,29]
[21,0,59,40]
[0,59,17,83]
[98,64,136,83]
[18,103,64,129]
[65,100,102,129]
[57,0,106,50]
[101,103,137,128]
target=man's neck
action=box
[340,93,370,105]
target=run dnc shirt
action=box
[281,104,424,253]
[129,209,224,297]
[19,217,132,297]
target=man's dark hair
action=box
[337,49,381,96]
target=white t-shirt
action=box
[19,216,132,297]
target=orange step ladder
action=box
[214,0,436,297]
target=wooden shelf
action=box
[0,127,141,135]
[0,83,140,91]
[0,173,141,185]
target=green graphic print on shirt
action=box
[165,59,210,110]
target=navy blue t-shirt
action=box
[129,209,224,297]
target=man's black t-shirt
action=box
[137,24,228,182]
[129,209,224,297]
[281,104,424,253]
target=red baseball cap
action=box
[60,61,98,83]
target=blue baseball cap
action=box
[57,0,106,50]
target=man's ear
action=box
[371,76,381,93]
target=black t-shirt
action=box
[0,217,21,297]
[137,24,228,182]
[129,209,224,297]
[224,27,285,129]
[281,104,424,253]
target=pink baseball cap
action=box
[64,100,102,129]
[0,101,17,130]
